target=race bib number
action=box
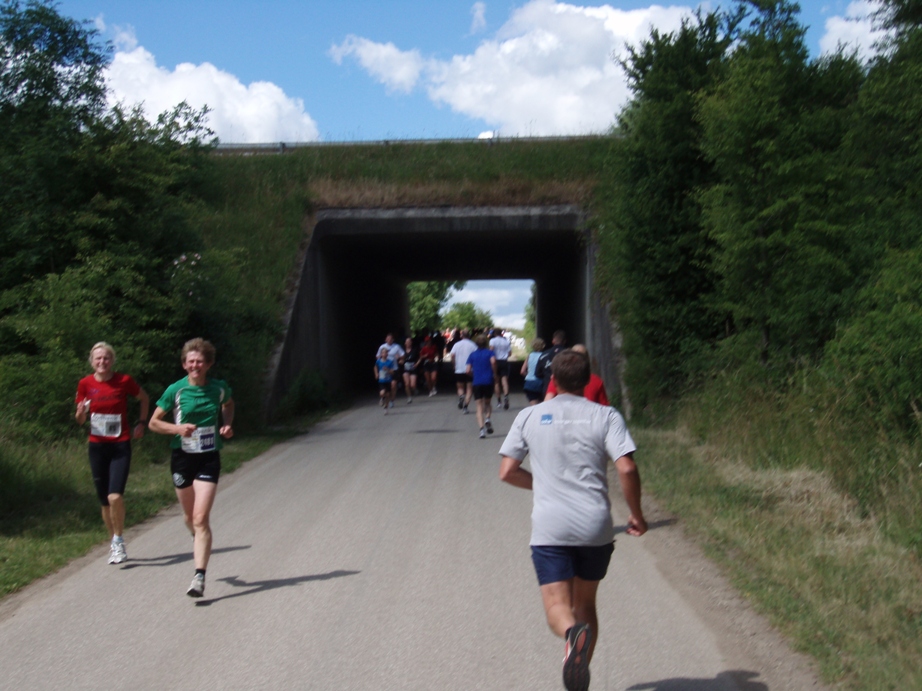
[181,426,216,453]
[90,413,122,438]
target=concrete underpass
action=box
[267,205,621,415]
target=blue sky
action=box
[54,0,885,329]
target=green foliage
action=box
[440,301,493,332]
[408,281,465,334]
[599,9,735,407]
[697,0,864,364]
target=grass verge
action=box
[0,407,339,599]
[636,425,922,690]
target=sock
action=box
[195,568,206,577]
[112,535,123,543]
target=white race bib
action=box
[181,426,216,453]
[90,413,122,438]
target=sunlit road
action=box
[0,391,827,690]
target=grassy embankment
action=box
[0,138,606,598]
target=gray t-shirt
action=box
[499,394,636,547]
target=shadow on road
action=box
[119,545,251,570]
[194,569,361,606]
[628,670,767,690]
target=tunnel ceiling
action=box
[313,205,585,282]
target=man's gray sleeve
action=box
[499,409,531,460]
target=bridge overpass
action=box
[266,205,624,416]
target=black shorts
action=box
[472,384,494,400]
[88,441,132,505]
[378,379,392,392]
[455,372,471,385]
[423,361,438,373]
[525,387,544,402]
[170,448,221,488]
[495,359,510,378]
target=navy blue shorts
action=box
[531,543,615,585]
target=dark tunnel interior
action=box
[267,206,613,414]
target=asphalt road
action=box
[0,391,829,690]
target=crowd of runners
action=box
[74,326,643,691]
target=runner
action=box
[499,349,646,690]
[545,344,609,405]
[419,334,439,396]
[75,342,149,565]
[402,337,420,404]
[377,333,405,408]
[466,333,497,439]
[148,338,234,598]
[521,337,546,406]
[375,345,397,412]
[448,329,477,414]
[489,328,512,410]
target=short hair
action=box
[552,330,566,345]
[474,333,488,348]
[552,349,590,393]
[531,337,545,352]
[88,341,116,366]
[378,346,390,358]
[182,338,216,365]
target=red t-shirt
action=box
[546,373,609,406]
[76,373,141,443]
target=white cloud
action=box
[492,313,527,330]
[819,1,885,59]
[471,2,488,34]
[329,35,425,94]
[332,0,692,136]
[103,26,319,143]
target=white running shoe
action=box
[479,427,486,439]
[187,573,205,598]
[109,540,127,564]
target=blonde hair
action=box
[181,338,216,365]
[88,342,116,366]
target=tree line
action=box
[600,0,921,436]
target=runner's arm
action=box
[220,399,234,439]
[614,453,647,536]
[499,455,533,490]
[148,406,196,437]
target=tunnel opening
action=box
[267,206,620,417]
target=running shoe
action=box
[458,395,464,409]
[563,623,591,691]
[503,395,509,410]
[110,540,127,564]
[389,400,394,408]
[187,572,205,598]
[407,397,412,404]
[479,427,486,439]
[485,419,494,434]
[463,405,469,415]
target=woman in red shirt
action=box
[544,344,609,405]
[75,342,149,565]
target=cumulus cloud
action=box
[331,0,692,136]
[819,1,886,60]
[329,35,425,94]
[447,282,532,330]
[102,25,319,142]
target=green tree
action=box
[440,301,493,332]
[0,0,109,288]
[697,0,864,365]
[599,8,738,405]
[408,280,465,334]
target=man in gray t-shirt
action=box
[499,349,646,691]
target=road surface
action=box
[0,392,828,690]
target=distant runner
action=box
[466,333,497,439]
[489,328,512,410]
